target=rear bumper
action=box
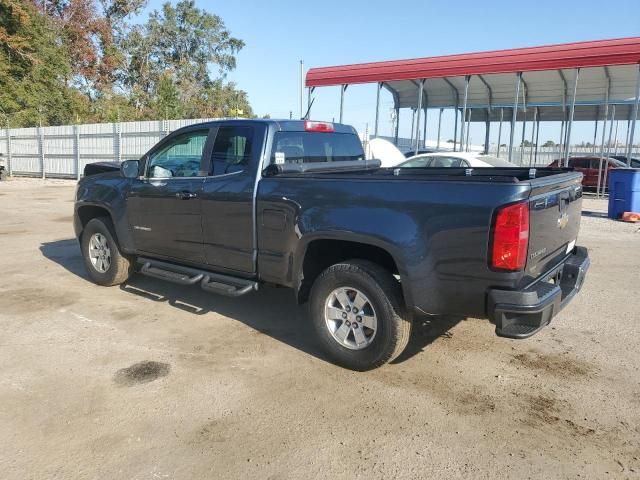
[487,246,590,339]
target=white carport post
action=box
[496,108,504,157]
[592,108,599,154]
[394,108,400,145]
[460,76,470,154]
[508,72,522,162]
[563,68,580,167]
[478,74,493,154]
[520,77,528,166]
[444,78,459,151]
[436,108,443,149]
[374,82,382,137]
[465,110,471,152]
[596,67,611,199]
[414,80,425,155]
[453,108,459,151]
[409,108,416,147]
[602,104,616,192]
[484,109,491,155]
[339,84,347,123]
[533,107,540,166]
[558,70,568,160]
[625,64,640,166]
[529,108,537,166]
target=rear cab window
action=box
[270,131,364,165]
[210,125,254,175]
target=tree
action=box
[0,0,253,126]
[119,0,252,118]
[543,140,556,147]
[0,0,75,126]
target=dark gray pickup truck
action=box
[74,119,590,370]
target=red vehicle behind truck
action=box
[549,156,626,189]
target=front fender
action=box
[74,174,135,253]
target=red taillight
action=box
[304,120,334,132]
[491,201,529,271]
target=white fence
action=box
[0,118,218,178]
[1,118,638,178]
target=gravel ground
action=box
[0,178,639,479]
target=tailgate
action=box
[525,172,583,277]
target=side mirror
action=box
[121,160,140,179]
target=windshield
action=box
[270,132,364,165]
[475,155,518,167]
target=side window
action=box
[571,159,590,169]
[210,126,253,174]
[401,156,431,168]
[147,130,208,178]
[429,156,463,168]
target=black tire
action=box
[309,259,412,371]
[81,216,133,286]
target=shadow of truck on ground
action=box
[40,238,465,366]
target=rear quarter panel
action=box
[257,176,532,317]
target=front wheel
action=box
[309,260,412,371]
[81,217,133,286]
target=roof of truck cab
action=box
[171,118,357,134]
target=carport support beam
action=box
[484,109,490,155]
[596,69,610,199]
[410,108,416,146]
[394,107,400,145]
[339,84,347,123]
[521,111,527,166]
[460,76,470,154]
[625,64,640,166]
[453,107,459,151]
[563,68,580,167]
[602,105,616,194]
[436,108,443,149]
[508,72,522,162]
[559,120,565,159]
[497,108,503,157]
[374,82,382,137]
[465,109,471,152]
[422,106,428,151]
[533,107,540,166]
[415,80,424,155]
[529,108,537,166]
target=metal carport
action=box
[305,37,640,187]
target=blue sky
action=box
[140,0,640,146]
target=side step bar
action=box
[138,257,258,297]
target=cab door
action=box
[199,122,266,274]
[127,128,212,264]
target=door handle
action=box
[176,191,197,200]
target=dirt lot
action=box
[1,178,639,479]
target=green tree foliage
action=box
[543,140,556,147]
[0,0,77,126]
[0,0,253,127]
[120,0,252,119]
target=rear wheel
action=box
[81,217,133,286]
[309,259,411,371]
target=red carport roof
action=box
[305,37,640,87]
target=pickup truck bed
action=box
[74,119,589,370]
